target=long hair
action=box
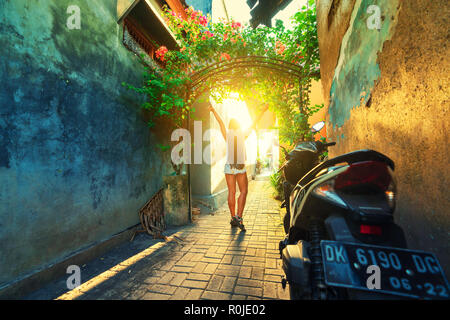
[227,118,244,166]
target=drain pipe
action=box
[187,106,192,223]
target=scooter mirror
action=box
[311,121,325,133]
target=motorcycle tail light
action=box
[385,180,397,211]
[313,180,347,208]
[360,224,382,235]
[334,161,391,192]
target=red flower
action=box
[276,47,285,55]
[199,15,208,26]
[156,46,168,61]
[231,21,241,29]
[220,53,231,61]
[275,41,286,55]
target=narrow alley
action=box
[2,0,448,304]
[26,179,290,300]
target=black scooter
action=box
[279,122,449,300]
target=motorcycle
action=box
[279,121,449,300]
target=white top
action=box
[225,129,251,165]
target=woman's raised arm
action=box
[209,104,227,140]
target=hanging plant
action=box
[123,0,322,146]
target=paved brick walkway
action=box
[28,179,290,300]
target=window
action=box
[122,17,161,67]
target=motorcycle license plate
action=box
[320,240,450,299]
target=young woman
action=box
[209,103,269,231]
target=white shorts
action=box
[224,164,246,175]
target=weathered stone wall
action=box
[316,0,357,107]
[0,0,169,288]
[318,0,449,275]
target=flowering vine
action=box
[123,0,321,146]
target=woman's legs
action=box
[225,174,237,218]
[236,173,248,218]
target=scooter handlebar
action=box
[323,142,336,147]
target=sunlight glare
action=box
[272,0,309,29]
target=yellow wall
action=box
[308,79,326,139]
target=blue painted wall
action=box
[0,0,168,288]
[185,0,213,15]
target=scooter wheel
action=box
[289,283,308,300]
[281,278,287,289]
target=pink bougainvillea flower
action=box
[219,52,231,61]
[231,21,241,29]
[231,38,237,44]
[199,15,208,26]
[275,40,286,55]
[156,46,168,61]
[276,47,285,55]
[223,33,228,41]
